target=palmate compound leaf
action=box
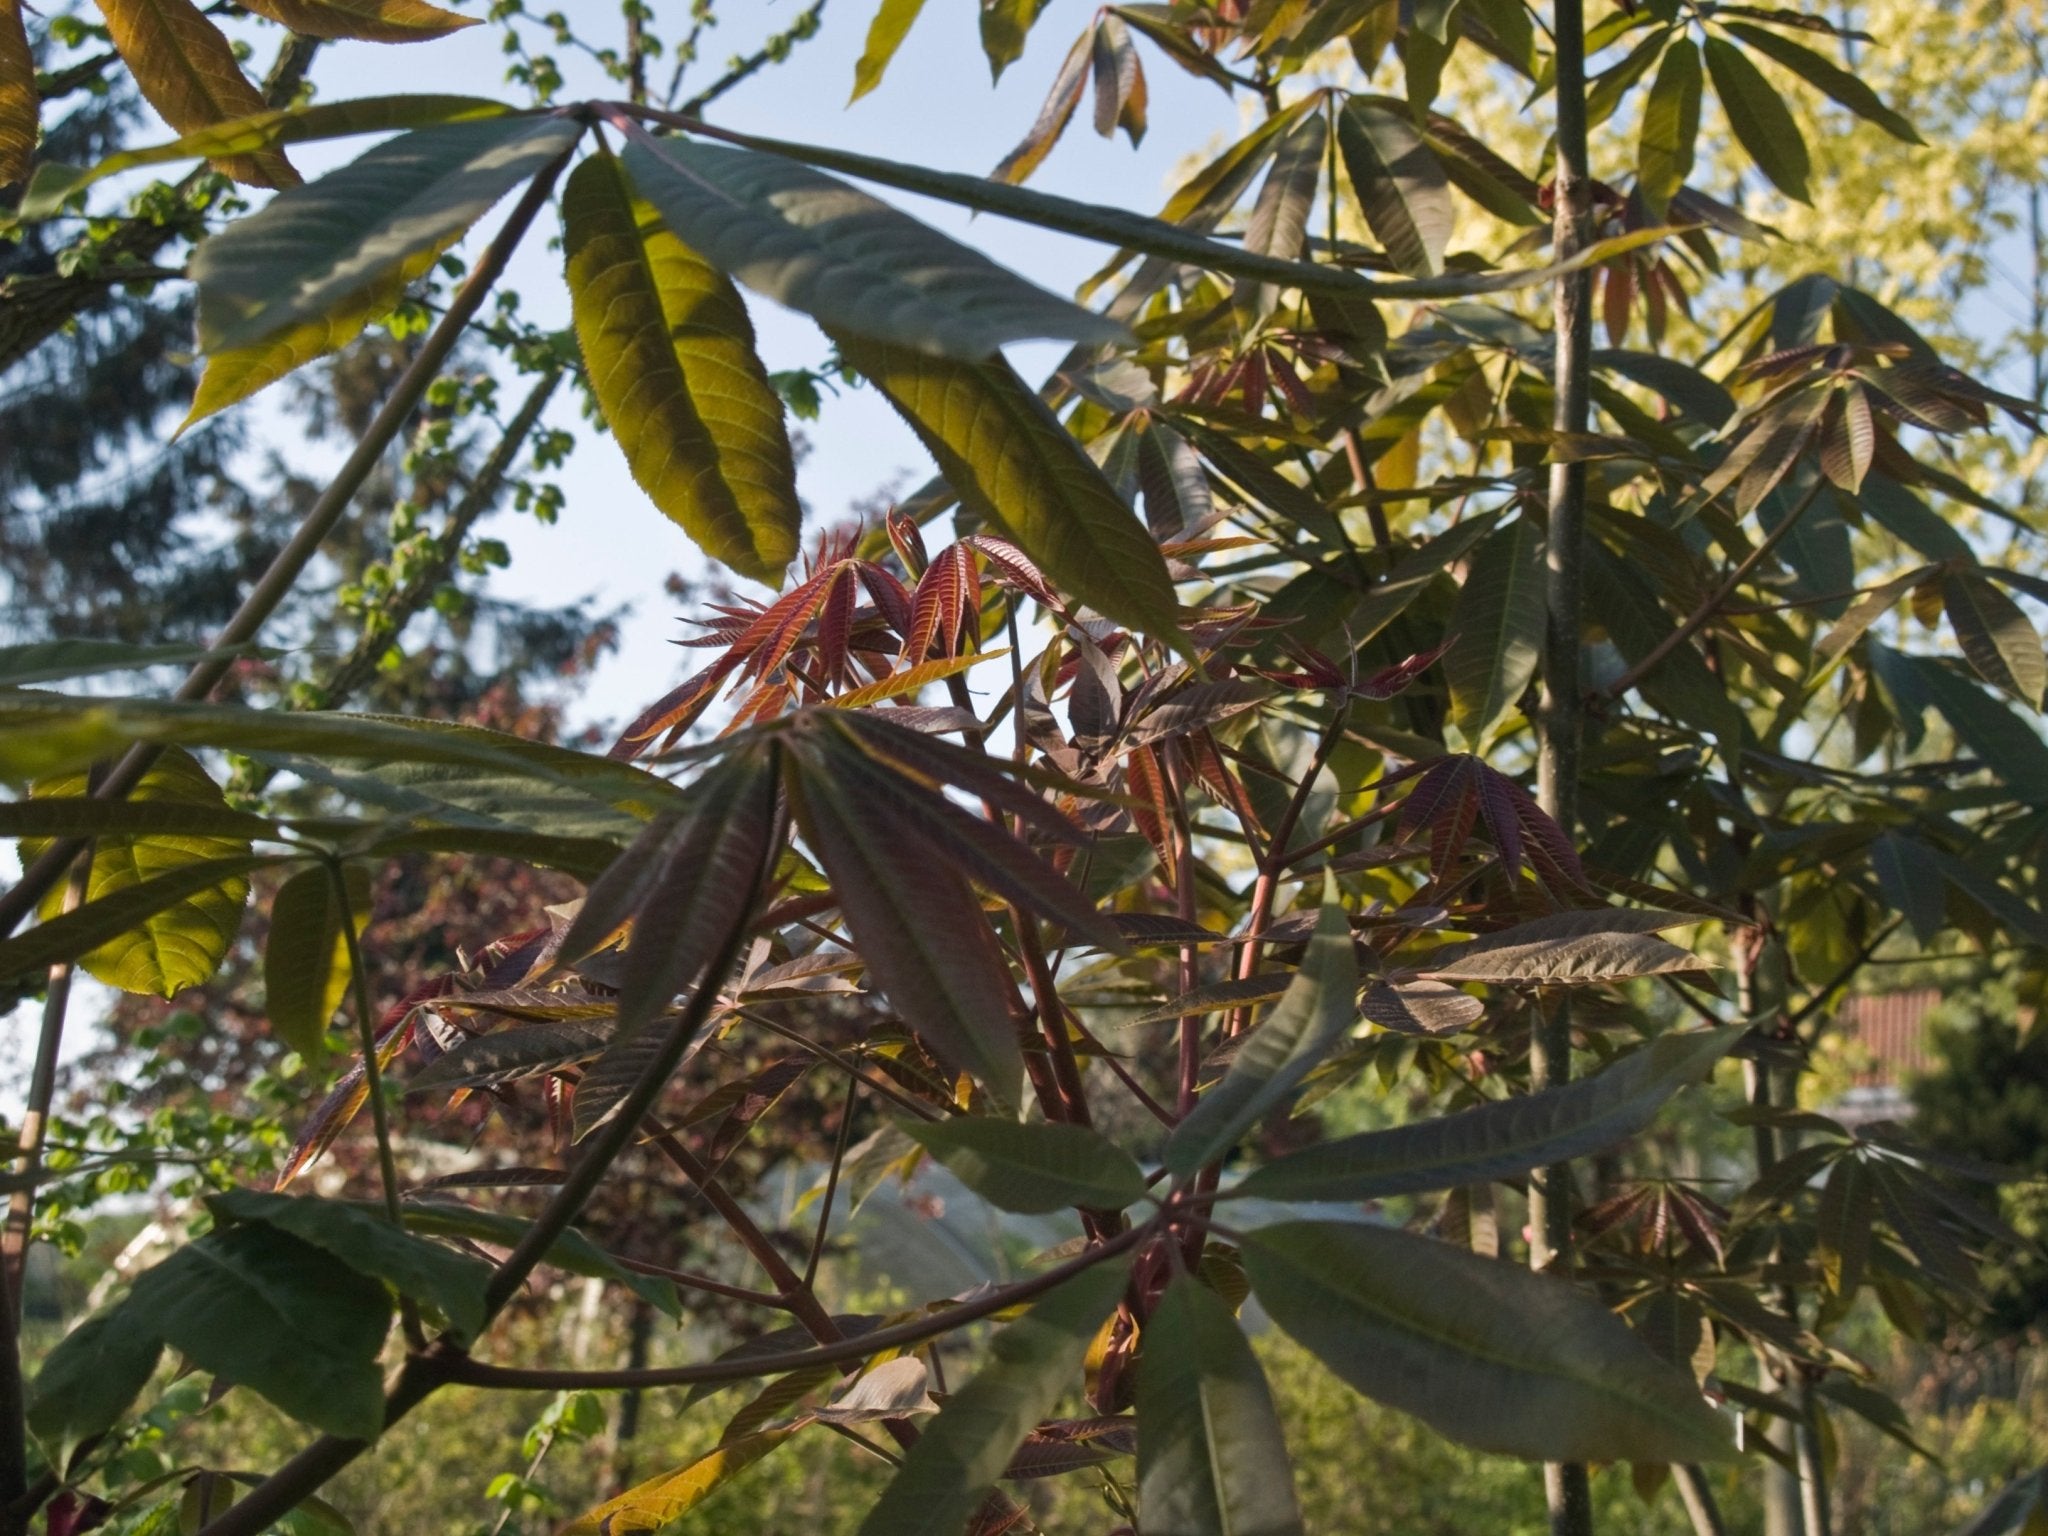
[855,1258,1131,1536]
[207,1188,492,1337]
[899,1117,1147,1214]
[19,746,258,997]
[191,113,584,353]
[831,335,1188,653]
[1163,892,1357,1179]
[96,0,294,187]
[1235,1026,1742,1202]
[77,1223,393,1441]
[1137,1273,1305,1536]
[563,150,801,584]
[618,130,1126,359]
[1243,1221,1736,1464]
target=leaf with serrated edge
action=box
[1164,895,1357,1178]
[1703,34,1809,202]
[855,1260,1130,1536]
[901,1118,1146,1213]
[621,131,1122,359]
[208,1189,492,1337]
[192,114,582,353]
[564,151,799,583]
[834,336,1187,652]
[1138,1273,1304,1536]
[97,0,294,186]
[1238,1027,1740,1202]
[1244,1221,1735,1463]
[126,1224,391,1439]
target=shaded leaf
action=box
[1636,39,1701,216]
[1244,1221,1735,1462]
[1943,569,2045,707]
[1137,1273,1304,1536]
[1703,34,1809,202]
[563,150,800,583]
[1337,99,1453,278]
[852,0,929,101]
[25,1309,164,1467]
[900,1118,1146,1213]
[208,1189,492,1337]
[1722,22,1920,143]
[192,114,582,352]
[1444,514,1544,747]
[1420,912,1706,985]
[621,131,1122,359]
[855,1260,1131,1536]
[1237,1027,1740,1202]
[1164,895,1357,1178]
[395,1202,680,1317]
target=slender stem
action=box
[737,1009,945,1122]
[0,146,576,944]
[3,854,88,1321]
[802,1076,861,1292]
[1536,4,1594,1534]
[0,1264,23,1524]
[610,1255,786,1311]
[328,861,420,1347]
[1674,1465,1729,1536]
[434,1221,1155,1393]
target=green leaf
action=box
[855,1259,1131,1536]
[17,747,258,997]
[1164,895,1357,1178]
[208,1189,493,1338]
[264,865,364,1058]
[0,638,274,688]
[1703,34,1810,202]
[1721,22,1920,143]
[563,1430,794,1535]
[1915,657,2048,790]
[989,25,1090,184]
[237,0,477,43]
[1636,39,1701,215]
[192,114,582,352]
[900,1118,1147,1213]
[97,0,293,187]
[1137,1274,1305,1536]
[980,0,1051,81]
[852,0,929,101]
[1243,1221,1736,1462]
[1943,569,2046,707]
[834,336,1186,649]
[19,94,511,217]
[1336,99,1453,278]
[1445,513,1544,748]
[126,1224,392,1440]
[1814,1155,1875,1297]
[1236,1027,1741,1202]
[1868,832,1947,948]
[563,150,800,583]
[25,1308,164,1466]
[394,1202,681,1318]
[619,131,1124,359]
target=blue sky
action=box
[307,0,1243,729]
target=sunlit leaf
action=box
[97,0,294,186]
[1637,38,1701,215]
[263,864,366,1058]
[851,0,928,101]
[564,1429,792,1534]
[1337,98,1453,278]
[1943,569,2046,707]
[237,0,477,43]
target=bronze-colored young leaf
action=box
[237,0,477,43]
[991,25,1091,184]
[191,114,583,353]
[563,150,800,583]
[900,1117,1147,1213]
[833,336,1187,653]
[0,0,35,187]
[1164,894,1357,1178]
[1420,927,1706,985]
[1337,98,1453,278]
[1137,1274,1305,1536]
[855,1259,1131,1536]
[1237,1027,1741,1202]
[620,130,1125,358]
[96,0,295,186]
[19,746,258,997]
[407,1019,613,1093]
[1243,1221,1736,1463]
